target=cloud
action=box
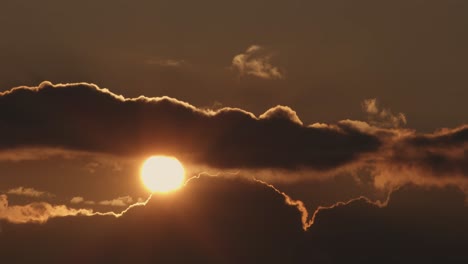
[70,196,84,204]
[0,147,88,162]
[99,196,133,207]
[6,187,53,198]
[0,81,380,171]
[70,196,95,205]
[1,177,467,262]
[71,196,136,207]
[232,45,284,79]
[145,58,185,67]
[0,177,305,262]
[255,178,387,230]
[1,193,151,224]
[313,120,468,189]
[0,82,466,190]
[259,105,303,125]
[372,125,468,188]
[362,98,407,128]
[0,194,93,224]
[307,184,468,262]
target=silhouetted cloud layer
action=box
[1,178,466,263]
[371,125,468,188]
[0,82,466,189]
[0,82,381,170]
[390,125,468,176]
[308,184,468,263]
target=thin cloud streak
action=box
[6,187,53,198]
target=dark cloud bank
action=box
[1,82,467,263]
[0,82,381,170]
[1,178,467,263]
[0,82,466,179]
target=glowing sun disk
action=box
[140,156,185,193]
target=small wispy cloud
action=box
[6,187,53,198]
[231,45,284,80]
[70,196,95,205]
[146,58,186,67]
[362,98,407,128]
[99,196,134,207]
[71,196,136,207]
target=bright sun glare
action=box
[141,156,185,193]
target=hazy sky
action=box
[0,1,467,263]
[1,0,467,131]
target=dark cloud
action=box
[406,125,468,148]
[0,82,381,170]
[1,177,467,263]
[0,81,466,191]
[0,177,305,263]
[308,184,468,263]
[388,125,468,177]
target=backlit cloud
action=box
[70,196,95,205]
[99,196,134,207]
[0,194,93,224]
[232,45,284,79]
[0,81,379,171]
[0,82,466,192]
[2,178,466,262]
[362,98,407,128]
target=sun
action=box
[140,156,186,193]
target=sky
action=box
[0,1,467,263]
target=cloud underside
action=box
[0,81,381,171]
[1,177,467,263]
[0,81,466,187]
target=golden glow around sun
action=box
[140,156,185,193]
